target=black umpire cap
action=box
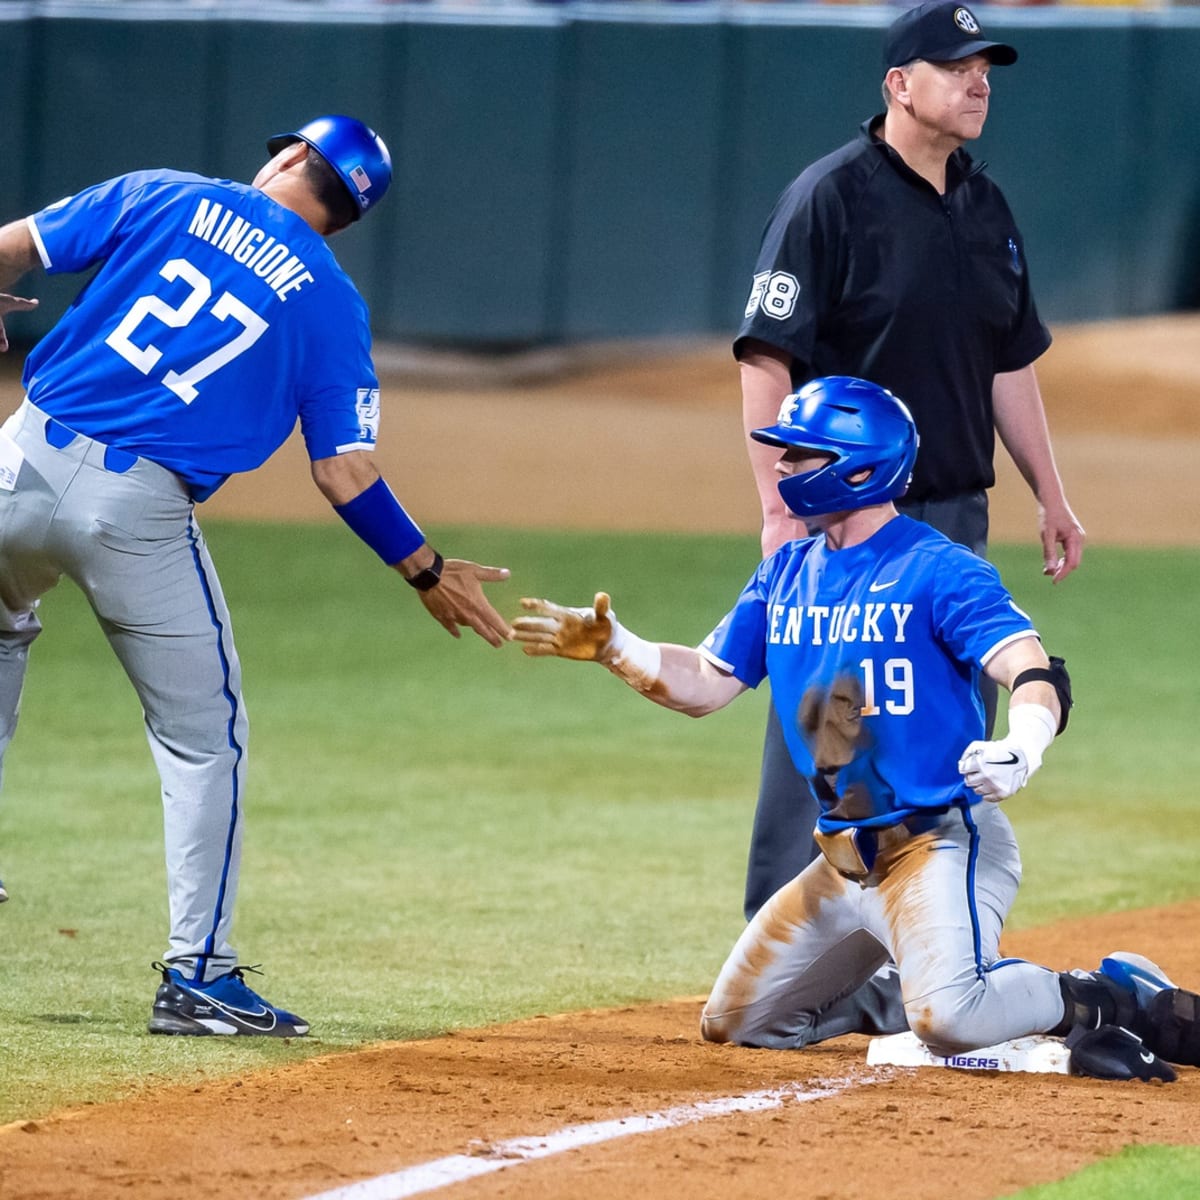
[884,2,1017,69]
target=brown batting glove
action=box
[512,592,617,662]
[513,593,662,692]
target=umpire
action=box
[734,3,1085,1031]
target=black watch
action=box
[405,550,444,591]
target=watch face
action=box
[407,552,444,590]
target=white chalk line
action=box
[301,1071,885,1200]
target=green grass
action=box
[994,542,1200,927]
[1011,1146,1200,1199]
[1,524,1199,1200]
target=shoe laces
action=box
[206,967,271,1008]
[152,960,267,991]
[227,963,265,983]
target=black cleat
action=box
[1067,1023,1177,1083]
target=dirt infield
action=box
[0,316,1199,1198]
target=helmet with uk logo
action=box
[751,376,919,517]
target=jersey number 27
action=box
[105,258,268,404]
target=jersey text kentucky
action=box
[767,602,914,646]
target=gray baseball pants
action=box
[0,399,246,983]
[706,802,1065,1053]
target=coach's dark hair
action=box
[302,147,360,230]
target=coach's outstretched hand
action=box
[513,593,617,661]
[0,293,38,353]
[419,559,512,647]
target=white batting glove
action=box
[513,592,661,692]
[957,704,1058,803]
[957,738,1031,802]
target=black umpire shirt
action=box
[734,116,1051,503]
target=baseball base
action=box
[867,1031,1071,1074]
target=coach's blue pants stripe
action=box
[186,515,244,986]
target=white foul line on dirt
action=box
[301,1074,883,1200]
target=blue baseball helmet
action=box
[751,376,919,518]
[267,115,392,219]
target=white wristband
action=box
[1005,703,1057,775]
[606,621,662,693]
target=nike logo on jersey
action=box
[868,579,900,592]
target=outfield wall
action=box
[2,2,1198,344]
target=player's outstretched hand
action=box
[957,738,1031,802]
[512,593,616,662]
[418,559,512,647]
[0,293,38,353]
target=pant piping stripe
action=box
[959,802,987,981]
[185,515,243,985]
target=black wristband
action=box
[405,550,444,592]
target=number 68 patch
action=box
[745,270,800,321]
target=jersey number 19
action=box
[859,657,914,716]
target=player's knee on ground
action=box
[906,985,1024,1058]
[701,999,775,1046]
[701,999,821,1050]
[700,1002,734,1044]
[905,992,985,1058]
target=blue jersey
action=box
[22,170,380,500]
[701,516,1036,831]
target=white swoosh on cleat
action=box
[189,989,278,1032]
